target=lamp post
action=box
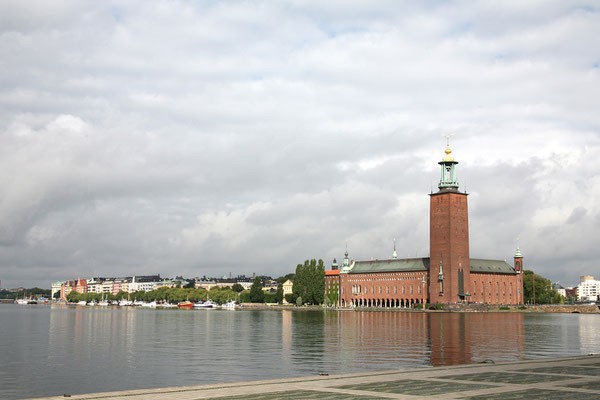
[422,275,427,311]
[533,272,536,311]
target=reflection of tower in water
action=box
[428,313,525,366]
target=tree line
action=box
[1,288,51,300]
[66,285,241,305]
[523,270,563,304]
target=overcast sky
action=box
[1,1,599,289]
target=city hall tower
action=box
[429,137,470,303]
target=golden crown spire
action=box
[442,133,454,161]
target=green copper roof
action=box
[469,258,516,274]
[348,258,430,274]
[345,257,516,275]
[515,246,522,258]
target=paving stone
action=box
[209,390,387,400]
[336,379,496,396]
[461,389,594,400]
[439,372,572,384]
[518,366,600,376]
[565,380,600,391]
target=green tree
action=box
[275,284,284,304]
[264,292,277,303]
[276,273,295,285]
[239,290,251,303]
[66,291,82,302]
[249,277,265,303]
[296,296,303,306]
[523,270,563,304]
[285,293,294,304]
[115,290,128,300]
[231,283,244,293]
[292,259,326,305]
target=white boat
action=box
[15,299,29,305]
[119,300,133,306]
[87,301,97,306]
[132,300,144,306]
[141,301,157,308]
[98,300,109,306]
[77,300,87,306]
[194,299,217,309]
[159,302,176,308]
[222,300,237,310]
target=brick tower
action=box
[429,138,470,304]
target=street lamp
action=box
[422,275,427,311]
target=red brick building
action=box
[337,142,524,307]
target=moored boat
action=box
[195,299,217,309]
[177,301,194,309]
[222,300,238,310]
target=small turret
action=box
[514,244,523,274]
[331,258,338,271]
[340,243,353,273]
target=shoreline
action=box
[13,302,599,314]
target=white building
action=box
[578,276,600,302]
[51,281,65,299]
[129,275,161,292]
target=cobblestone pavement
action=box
[29,355,600,400]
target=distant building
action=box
[130,275,161,292]
[553,283,567,298]
[282,279,293,297]
[325,269,339,305]
[60,279,87,299]
[51,281,65,299]
[578,276,600,302]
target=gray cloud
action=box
[0,1,599,288]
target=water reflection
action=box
[2,305,600,400]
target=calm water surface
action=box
[1,304,599,399]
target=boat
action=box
[119,299,133,306]
[194,299,217,309]
[177,301,194,309]
[159,302,176,308]
[132,300,144,306]
[141,301,157,308]
[15,299,29,305]
[222,300,238,310]
[87,301,97,306]
[98,295,109,306]
[77,300,87,306]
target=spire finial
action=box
[392,238,398,259]
[515,237,522,258]
[442,133,455,161]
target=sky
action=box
[1,1,599,289]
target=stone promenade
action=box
[31,355,600,400]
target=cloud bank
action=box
[1,1,599,287]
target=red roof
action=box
[325,270,339,276]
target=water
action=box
[1,304,599,399]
